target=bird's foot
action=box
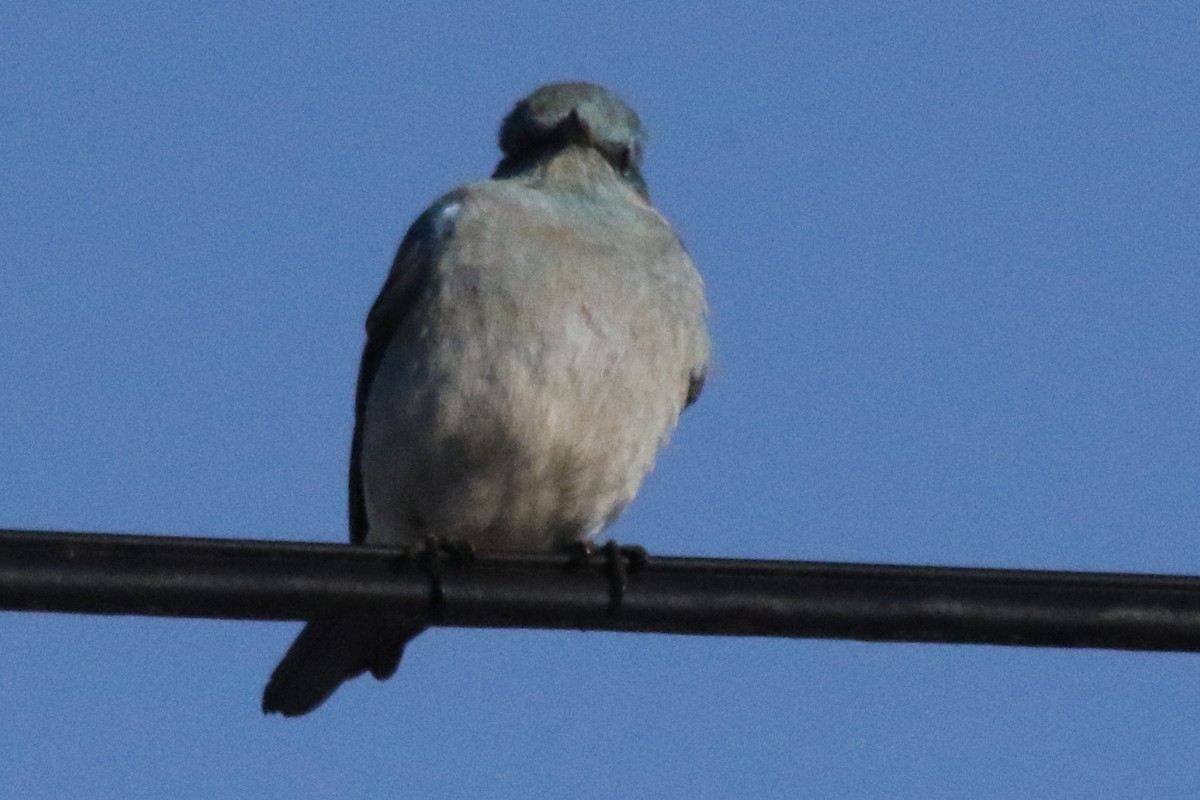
[565,539,648,614]
[412,535,476,620]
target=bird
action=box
[262,82,710,716]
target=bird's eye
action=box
[615,146,632,174]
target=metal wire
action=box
[4,527,1200,652]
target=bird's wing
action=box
[669,234,710,411]
[348,191,465,544]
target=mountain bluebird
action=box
[262,82,709,716]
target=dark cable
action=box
[3,528,1200,652]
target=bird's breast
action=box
[360,186,699,551]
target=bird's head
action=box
[495,82,648,197]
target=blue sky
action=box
[2,3,1199,798]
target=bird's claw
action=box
[566,539,647,614]
[412,534,476,620]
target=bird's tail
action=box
[262,615,421,717]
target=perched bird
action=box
[262,82,710,716]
